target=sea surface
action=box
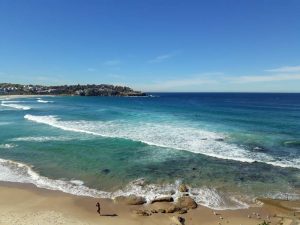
[0,93,299,209]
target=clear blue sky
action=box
[1,0,300,92]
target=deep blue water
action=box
[0,93,299,209]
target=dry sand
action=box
[0,182,299,225]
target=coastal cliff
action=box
[0,83,146,96]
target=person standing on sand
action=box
[96,202,101,215]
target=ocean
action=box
[0,93,299,210]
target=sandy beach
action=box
[0,182,299,225]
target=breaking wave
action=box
[37,98,53,103]
[0,144,17,149]
[24,114,300,169]
[1,101,31,110]
[11,136,75,142]
[0,158,250,210]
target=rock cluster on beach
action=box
[114,183,197,224]
[114,195,147,205]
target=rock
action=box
[170,216,185,225]
[178,184,189,192]
[131,178,146,187]
[176,196,197,209]
[114,195,146,205]
[157,208,166,213]
[151,209,158,213]
[168,190,176,195]
[178,208,188,214]
[151,196,174,203]
[215,138,224,141]
[166,205,181,213]
[133,209,151,216]
[101,168,110,174]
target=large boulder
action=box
[178,184,189,192]
[114,195,146,205]
[151,196,174,203]
[176,196,197,209]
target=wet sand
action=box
[0,181,299,225]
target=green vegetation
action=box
[0,83,146,96]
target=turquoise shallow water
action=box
[0,93,299,209]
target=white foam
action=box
[1,101,31,110]
[0,158,251,210]
[37,99,53,103]
[1,100,25,103]
[23,114,300,169]
[190,187,249,210]
[11,136,75,142]
[0,144,17,149]
[0,158,110,198]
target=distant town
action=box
[0,83,146,96]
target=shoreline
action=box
[0,95,56,99]
[0,181,299,225]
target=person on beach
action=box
[96,202,101,215]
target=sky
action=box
[0,0,300,92]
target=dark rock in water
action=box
[215,138,224,141]
[151,196,174,203]
[192,167,196,171]
[283,140,300,147]
[101,169,110,174]
[168,190,176,195]
[178,184,189,192]
[176,196,197,209]
[133,209,151,216]
[114,195,146,205]
[131,178,146,186]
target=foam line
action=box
[24,114,300,169]
[0,158,249,210]
[1,101,31,110]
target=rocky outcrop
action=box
[114,195,146,205]
[0,83,147,97]
[178,184,189,192]
[176,196,197,209]
[166,205,181,213]
[151,196,174,203]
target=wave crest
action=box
[1,101,31,110]
[24,114,300,169]
[0,158,249,210]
